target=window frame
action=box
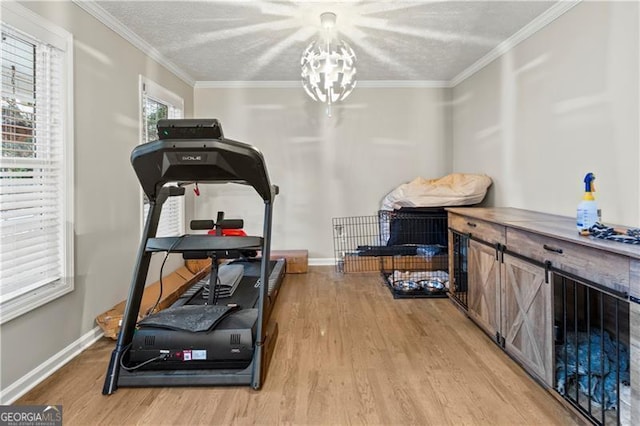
[0,2,74,324]
[138,75,185,237]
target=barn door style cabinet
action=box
[501,252,553,386]
[448,211,552,386]
[447,207,639,426]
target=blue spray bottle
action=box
[576,172,598,233]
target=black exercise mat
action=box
[138,305,238,332]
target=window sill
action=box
[0,279,74,325]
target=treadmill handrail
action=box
[146,235,263,252]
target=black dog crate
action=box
[553,272,630,425]
[333,208,449,298]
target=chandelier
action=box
[301,12,357,117]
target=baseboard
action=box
[0,326,104,404]
[308,258,335,266]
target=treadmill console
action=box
[131,119,273,202]
[157,118,224,140]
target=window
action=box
[0,2,74,323]
[140,77,184,237]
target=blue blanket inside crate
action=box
[556,329,630,410]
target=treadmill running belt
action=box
[176,259,278,308]
[182,276,260,309]
[138,305,239,333]
[201,264,245,299]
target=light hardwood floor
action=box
[17,266,579,425]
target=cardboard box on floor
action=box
[184,250,308,275]
[270,250,308,273]
[95,265,208,339]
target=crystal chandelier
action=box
[301,12,357,117]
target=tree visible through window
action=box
[144,97,168,142]
[2,35,36,163]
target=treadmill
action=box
[103,119,280,394]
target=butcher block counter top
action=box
[446,207,640,261]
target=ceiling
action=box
[90,0,558,83]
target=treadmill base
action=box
[118,321,278,389]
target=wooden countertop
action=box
[446,207,640,260]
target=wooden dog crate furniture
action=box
[448,207,639,426]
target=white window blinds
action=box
[141,78,184,237]
[0,18,72,315]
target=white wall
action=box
[452,1,639,226]
[194,87,451,259]
[0,1,193,392]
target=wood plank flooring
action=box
[17,266,579,425]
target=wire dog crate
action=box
[333,208,449,298]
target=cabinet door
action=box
[501,253,553,386]
[468,240,501,339]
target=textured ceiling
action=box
[93,0,556,82]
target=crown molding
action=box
[195,80,451,89]
[71,0,195,87]
[195,81,301,89]
[449,0,581,87]
[358,80,451,88]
